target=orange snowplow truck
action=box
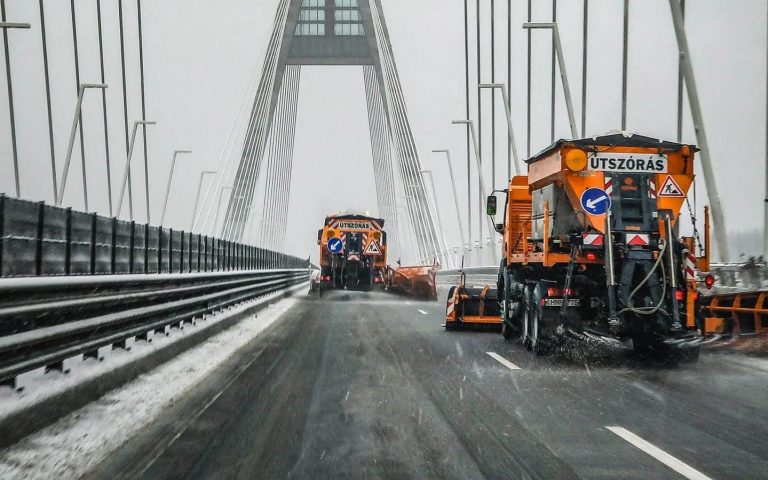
[316,214,387,293]
[488,133,709,360]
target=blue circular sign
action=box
[327,237,344,254]
[580,187,611,215]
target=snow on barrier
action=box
[0,269,310,389]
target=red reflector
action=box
[675,290,684,301]
[704,274,715,290]
[691,292,698,301]
[586,252,597,261]
[540,299,546,306]
[564,288,573,296]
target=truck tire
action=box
[528,283,548,355]
[522,285,533,350]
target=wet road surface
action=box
[88,290,768,480]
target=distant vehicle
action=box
[471,133,711,361]
[316,214,387,294]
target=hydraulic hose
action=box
[618,238,669,316]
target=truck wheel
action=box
[502,321,514,340]
[522,286,533,350]
[529,284,548,355]
[677,345,700,364]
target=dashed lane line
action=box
[606,426,713,480]
[417,309,429,315]
[486,352,521,370]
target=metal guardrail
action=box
[0,194,308,277]
[0,269,309,388]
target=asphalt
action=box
[87,289,768,480]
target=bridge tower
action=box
[219,0,442,264]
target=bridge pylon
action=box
[220,0,442,265]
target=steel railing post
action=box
[64,207,72,275]
[129,220,135,274]
[110,216,117,274]
[0,194,4,278]
[144,223,149,274]
[35,202,44,276]
[90,212,97,275]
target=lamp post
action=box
[432,149,467,262]
[0,21,30,198]
[479,83,521,177]
[116,120,156,219]
[452,120,498,264]
[419,169,453,268]
[522,22,578,139]
[56,83,108,208]
[191,170,216,231]
[159,149,192,227]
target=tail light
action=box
[373,277,380,283]
[547,287,557,297]
[546,287,573,297]
[704,274,715,290]
[586,252,597,261]
[675,290,684,301]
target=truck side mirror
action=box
[486,195,497,216]
[317,229,322,245]
[495,223,504,234]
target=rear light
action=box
[691,291,698,301]
[547,287,557,297]
[546,287,574,297]
[586,252,597,261]
[540,298,546,306]
[704,274,715,290]
[373,277,380,283]
[675,290,684,301]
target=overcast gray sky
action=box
[0,0,765,263]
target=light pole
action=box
[159,149,192,227]
[432,150,467,262]
[191,170,216,231]
[452,120,498,264]
[479,84,521,177]
[56,83,108,208]
[0,21,31,199]
[419,169,454,268]
[522,22,578,139]
[402,195,427,264]
[116,120,156,219]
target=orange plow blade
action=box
[385,265,437,300]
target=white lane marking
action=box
[607,426,713,480]
[486,352,521,370]
[417,309,429,315]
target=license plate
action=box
[544,298,580,307]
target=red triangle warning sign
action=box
[659,176,684,197]
[364,238,382,255]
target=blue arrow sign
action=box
[580,187,611,215]
[327,237,344,254]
